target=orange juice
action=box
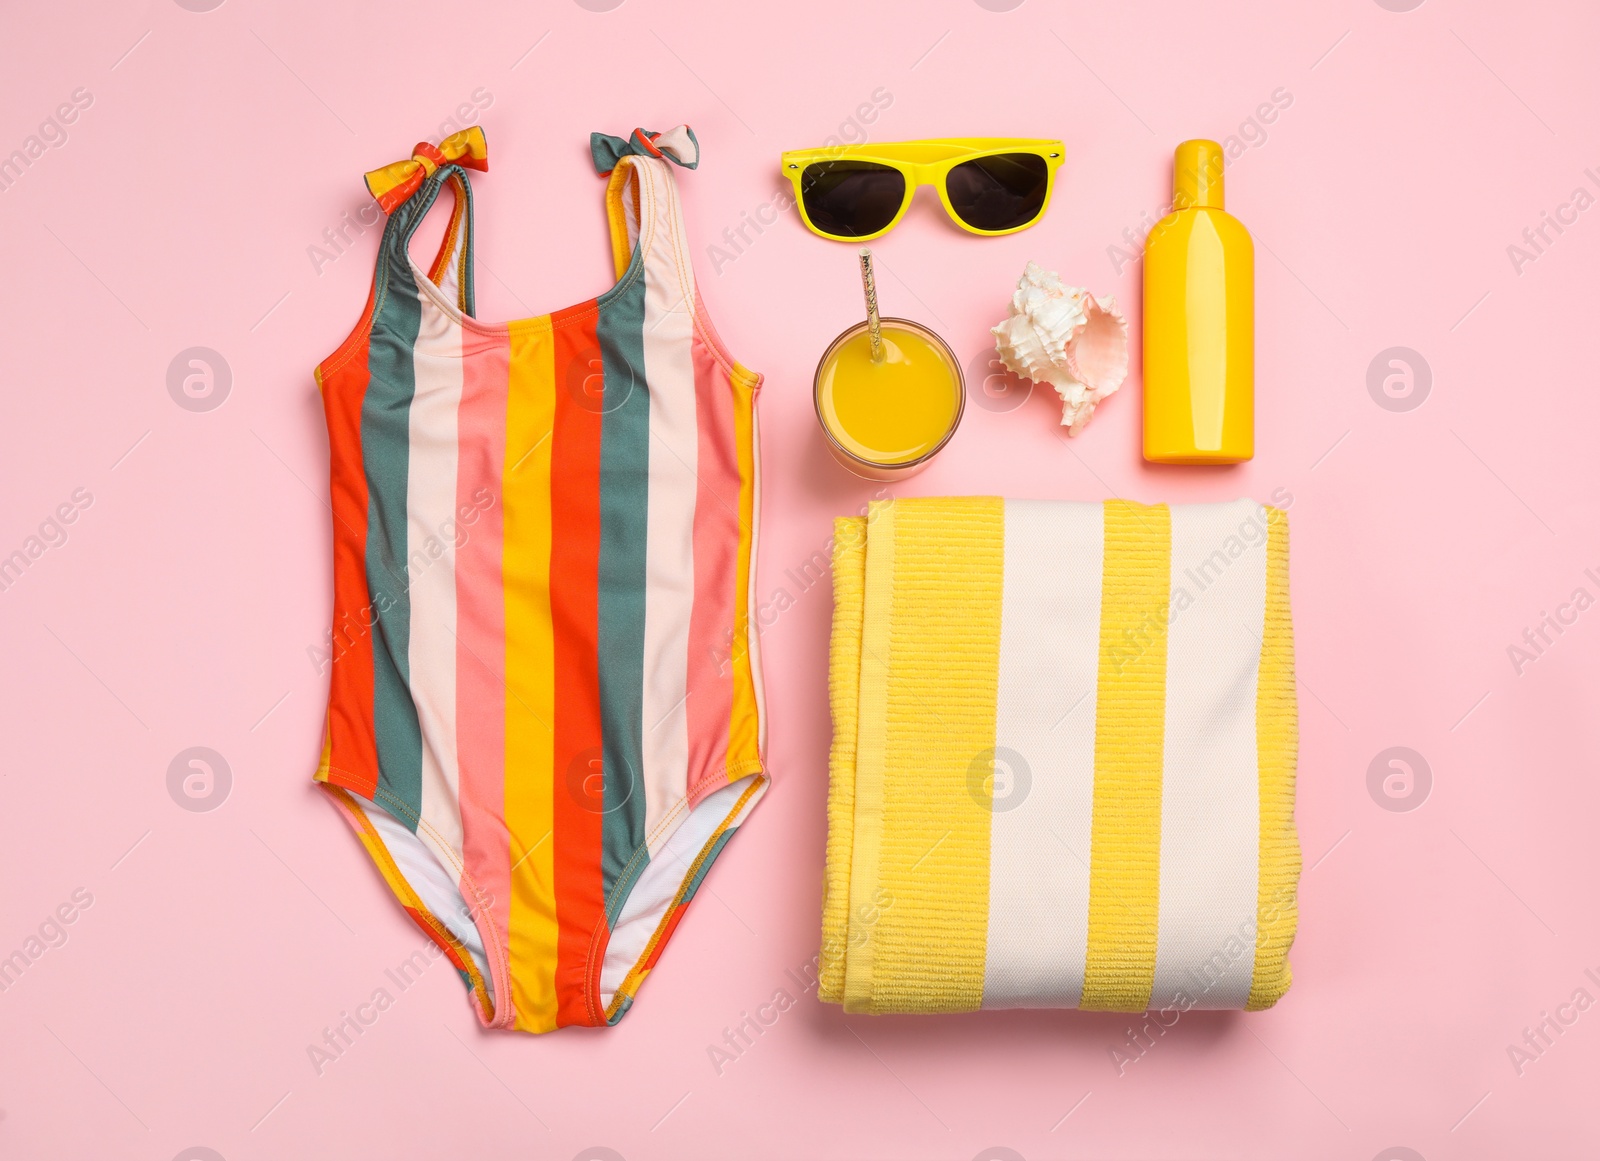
[814,318,964,479]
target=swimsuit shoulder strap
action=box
[365,127,488,316]
[592,126,700,301]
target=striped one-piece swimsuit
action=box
[313,125,766,1031]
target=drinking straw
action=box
[858,247,884,364]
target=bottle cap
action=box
[1173,139,1225,209]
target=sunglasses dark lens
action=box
[799,161,907,238]
[945,153,1051,231]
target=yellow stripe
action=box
[842,502,894,1012]
[604,163,637,279]
[314,714,332,781]
[1248,505,1300,1009]
[1081,500,1171,1011]
[726,364,761,772]
[364,158,422,204]
[503,318,561,1032]
[852,497,1002,1014]
[818,517,867,1005]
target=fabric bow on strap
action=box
[364,126,489,214]
[590,125,700,176]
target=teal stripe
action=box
[605,992,635,1027]
[595,244,650,898]
[454,172,477,318]
[360,177,447,828]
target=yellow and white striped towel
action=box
[820,497,1298,1014]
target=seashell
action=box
[990,262,1086,384]
[990,261,1129,435]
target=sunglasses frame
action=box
[780,137,1065,242]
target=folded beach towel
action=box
[820,497,1298,1015]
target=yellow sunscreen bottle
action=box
[1143,139,1254,464]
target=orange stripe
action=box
[426,175,469,309]
[318,327,378,796]
[550,305,608,1027]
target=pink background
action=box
[1,0,1597,1158]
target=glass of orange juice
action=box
[813,252,965,480]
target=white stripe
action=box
[1149,500,1265,1010]
[982,500,1102,1009]
[636,158,699,853]
[406,294,465,859]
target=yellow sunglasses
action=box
[780,138,1065,242]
